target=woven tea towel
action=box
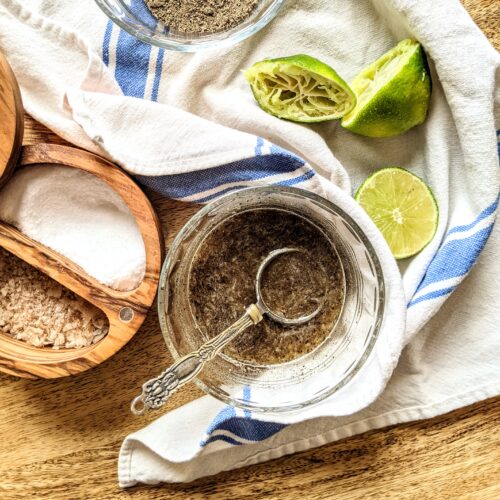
[0,0,499,486]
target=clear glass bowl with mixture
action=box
[94,0,286,52]
[158,187,386,414]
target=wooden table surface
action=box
[1,1,499,498]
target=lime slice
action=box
[341,39,431,137]
[355,167,438,259]
[244,55,356,123]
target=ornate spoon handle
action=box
[131,304,263,415]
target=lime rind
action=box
[355,167,438,259]
[244,54,356,123]
[341,39,432,137]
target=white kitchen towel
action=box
[0,0,498,487]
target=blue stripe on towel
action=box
[211,418,286,442]
[201,386,286,448]
[275,168,316,186]
[136,153,307,199]
[255,136,265,156]
[131,0,159,25]
[204,405,237,436]
[114,30,151,98]
[243,386,252,419]
[192,168,315,203]
[194,185,250,203]
[102,20,113,67]
[200,405,237,447]
[203,434,245,447]
[202,417,287,447]
[112,0,154,98]
[103,0,164,99]
[151,49,165,102]
[408,286,456,308]
[447,199,497,235]
[408,223,495,307]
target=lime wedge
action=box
[355,167,438,259]
[341,39,431,137]
[244,55,356,123]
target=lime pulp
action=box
[244,54,356,123]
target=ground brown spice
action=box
[146,0,260,35]
[260,251,329,319]
[189,209,344,365]
[0,248,109,349]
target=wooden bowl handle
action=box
[0,223,149,326]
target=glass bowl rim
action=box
[94,0,287,52]
[158,186,386,413]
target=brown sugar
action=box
[189,209,345,365]
[0,248,109,349]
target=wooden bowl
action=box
[0,47,23,190]
[0,144,164,379]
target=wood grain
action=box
[0,50,23,189]
[0,1,498,498]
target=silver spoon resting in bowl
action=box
[131,248,327,415]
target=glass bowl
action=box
[158,187,386,413]
[95,0,286,52]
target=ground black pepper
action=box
[189,209,345,365]
[146,0,260,35]
[260,251,329,319]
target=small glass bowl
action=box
[95,0,286,52]
[158,187,386,414]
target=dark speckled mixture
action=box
[146,0,259,35]
[260,250,329,320]
[188,209,344,365]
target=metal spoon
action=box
[131,248,326,415]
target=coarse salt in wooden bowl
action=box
[0,50,164,379]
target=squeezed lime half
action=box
[244,54,356,122]
[341,39,432,137]
[355,167,438,259]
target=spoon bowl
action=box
[256,248,327,326]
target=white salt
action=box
[0,164,146,291]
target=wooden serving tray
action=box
[0,144,164,379]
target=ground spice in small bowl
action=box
[0,248,109,349]
[146,0,260,35]
[189,209,345,365]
